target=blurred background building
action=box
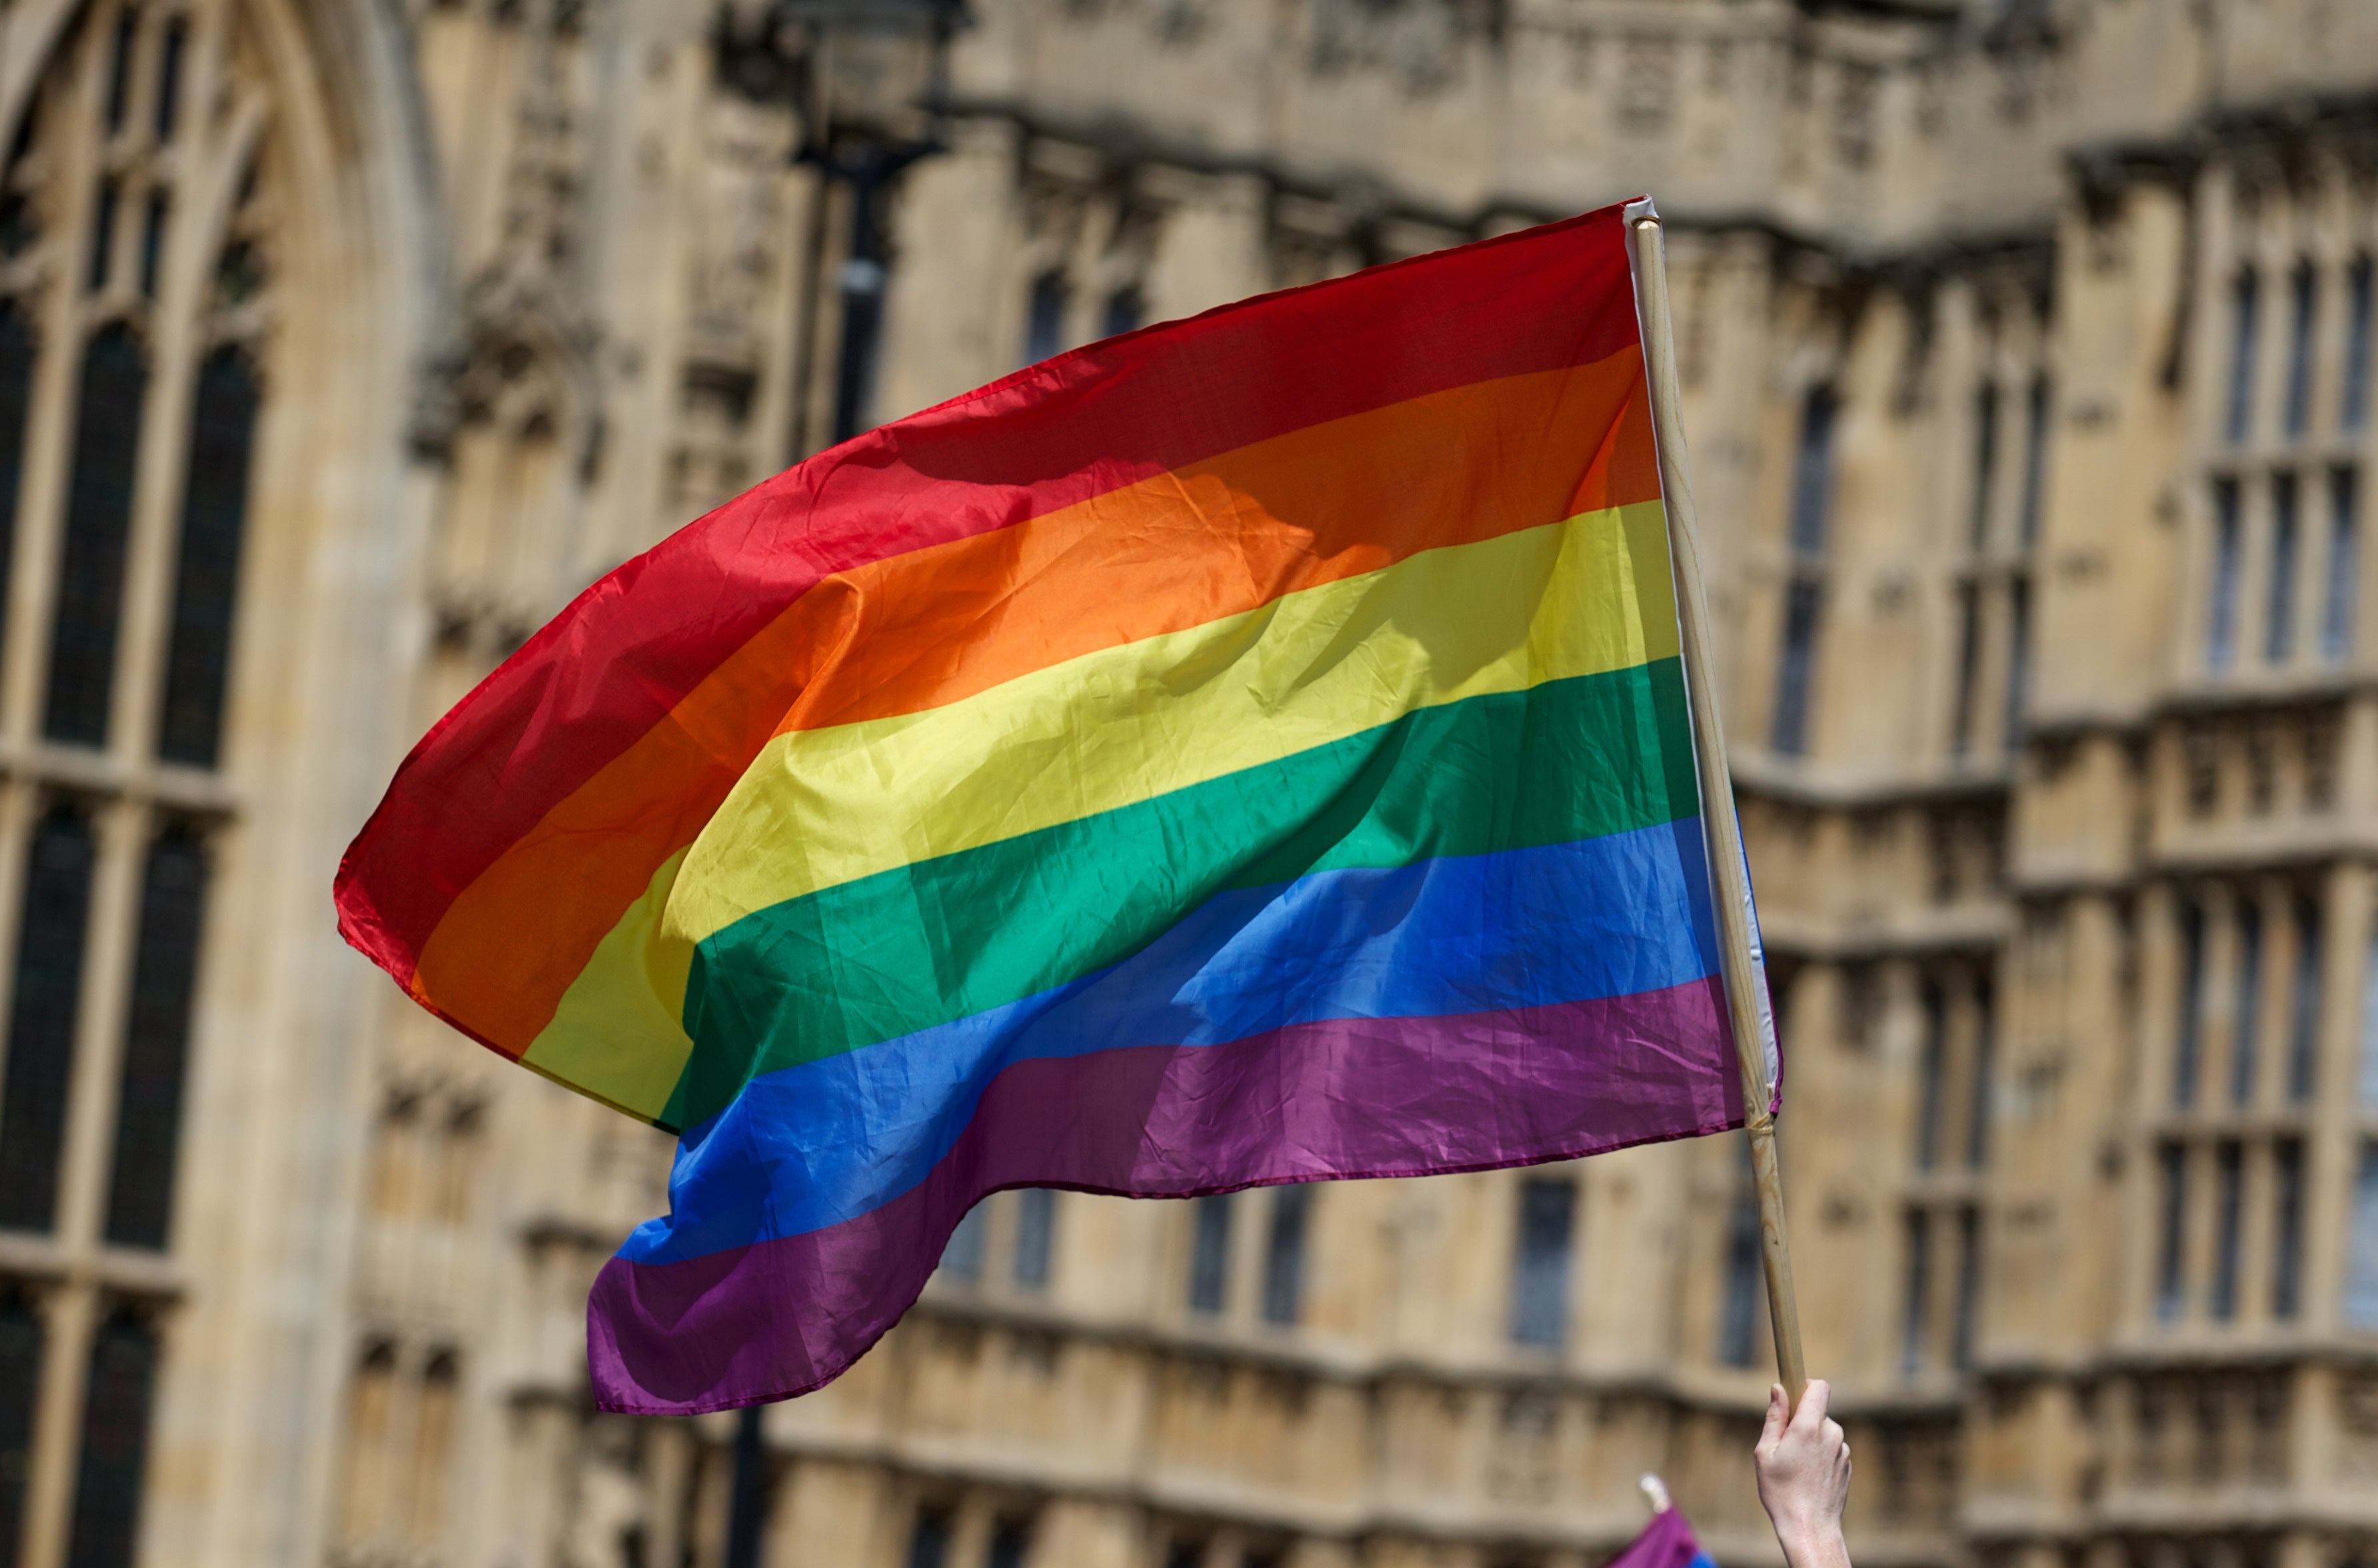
[0,0,2376,1565]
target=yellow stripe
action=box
[519,848,696,1123]
[660,500,1677,952]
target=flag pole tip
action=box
[1639,1472,1673,1515]
[1624,196,1660,225]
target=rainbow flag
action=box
[335,199,1775,1414]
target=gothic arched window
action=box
[0,0,282,1559]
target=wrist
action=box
[1775,1522,1848,1568]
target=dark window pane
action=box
[104,8,137,133]
[906,1507,952,1568]
[1771,578,1824,757]
[1261,1183,1310,1325]
[2325,466,2359,664]
[65,1310,159,1568]
[937,1201,986,1281]
[1718,1183,1762,1367]
[1969,381,1997,550]
[137,192,165,301]
[2267,472,2299,663]
[2175,903,2206,1107]
[1789,387,1836,557]
[1012,1187,1056,1288]
[2226,269,2259,445]
[1101,289,1142,340]
[2017,375,2049,545]
[45,325,148,746]
[1187,1193,1232,1314]
[2353,1143,2378,1327]
[1023,272,1068,366]
[2288,898,2321,1103]
[1915,982,1947,1169]
[1949,582,1979,760]
[2285,262,2316,438]
[87,178,118,294]
[0,1289,41,1568]
[1966,978,1995,1169]
[2272,1138,2304,1319]
[158,349,259,766]
[831,253,885,446]
[0,809,98,1231]
[2210,1141,2244,1321]
[2002,576,2030,753]
[1900,1208,1930,1376]
[155,19,186,141]
[1951,1207,1981,1369]
[2346,257,2374,433]
[0,303,32,652]
[2233,901,2263,1107]
[2208,479,2242,672]
[1507,1177,1576,1347]
[2156,1142,2189,1322]
[987,1519,1031,1568]
[103,832,208,1247]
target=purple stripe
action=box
[587,978,1741,1413]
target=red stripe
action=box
[335,204,1640,981]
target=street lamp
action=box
[711,7,965,1563]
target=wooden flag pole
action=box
[1625,205,1810,1411]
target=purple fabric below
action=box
[588,977,1741,1413]
[1610,1507,1709,1568]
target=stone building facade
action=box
[1,1,2377,1567]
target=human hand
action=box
[1754,1379,1851,1568]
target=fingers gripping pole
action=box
[1624,207,1809,1414]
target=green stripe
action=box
[668,657,1699,1130]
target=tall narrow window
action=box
[2361,918,2378,1106]
[1949,582,1980,760]
[2344,256,2373,434]
[2226,268,2259,446]
[937,1203,988,1281]
[1951,1207,1981,1369]
[137,192,166,301]
[2325,466,2360,664]
[2288,897,2321,1103]
[65,1310,159,1568]
[2267,473,2299,663]
[2210,1141,2244,1321]
[1915,982,1947,1168]
[408,1351,458,1545]
[2175,902,2207,1108]
[2155,1142,2189,1322]
[1508,1177,1577,1348]
[45,325,149,747]
[1900,1209,1931,1376]
[86,177,118,293]
[1187,1193,1232,1315]
[2017,375,2049,546]
[1773,582,1824,756]
[1773,388,1835,758]
[2209,480,2242,672]
[987,1519,1032,1568]
[0,1289,41,1567]
[1012,1187,1056,1288]
[1718,1186,1762,1367]
[104,8,137,133]
[1100,288,1143,340]
[1969,381,1999,550]
[1967,978,1995,1168]
[2349,1143,2378,1327]
[1261,1183,1311,1325]
[2233,899,2264,1106]
[103,832,208,1248]
[155,19,187,141]
[0,809,98,1233]
[2271,1138,2304,1319]
[0,303,32,650]
[2003,577,2030,754]
[2284,261,2317,438]
[1023,271,1070,366]
[907,1507,954,1568]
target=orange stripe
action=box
[413,351,1660,1056]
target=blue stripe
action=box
[623,817,1722,1265]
